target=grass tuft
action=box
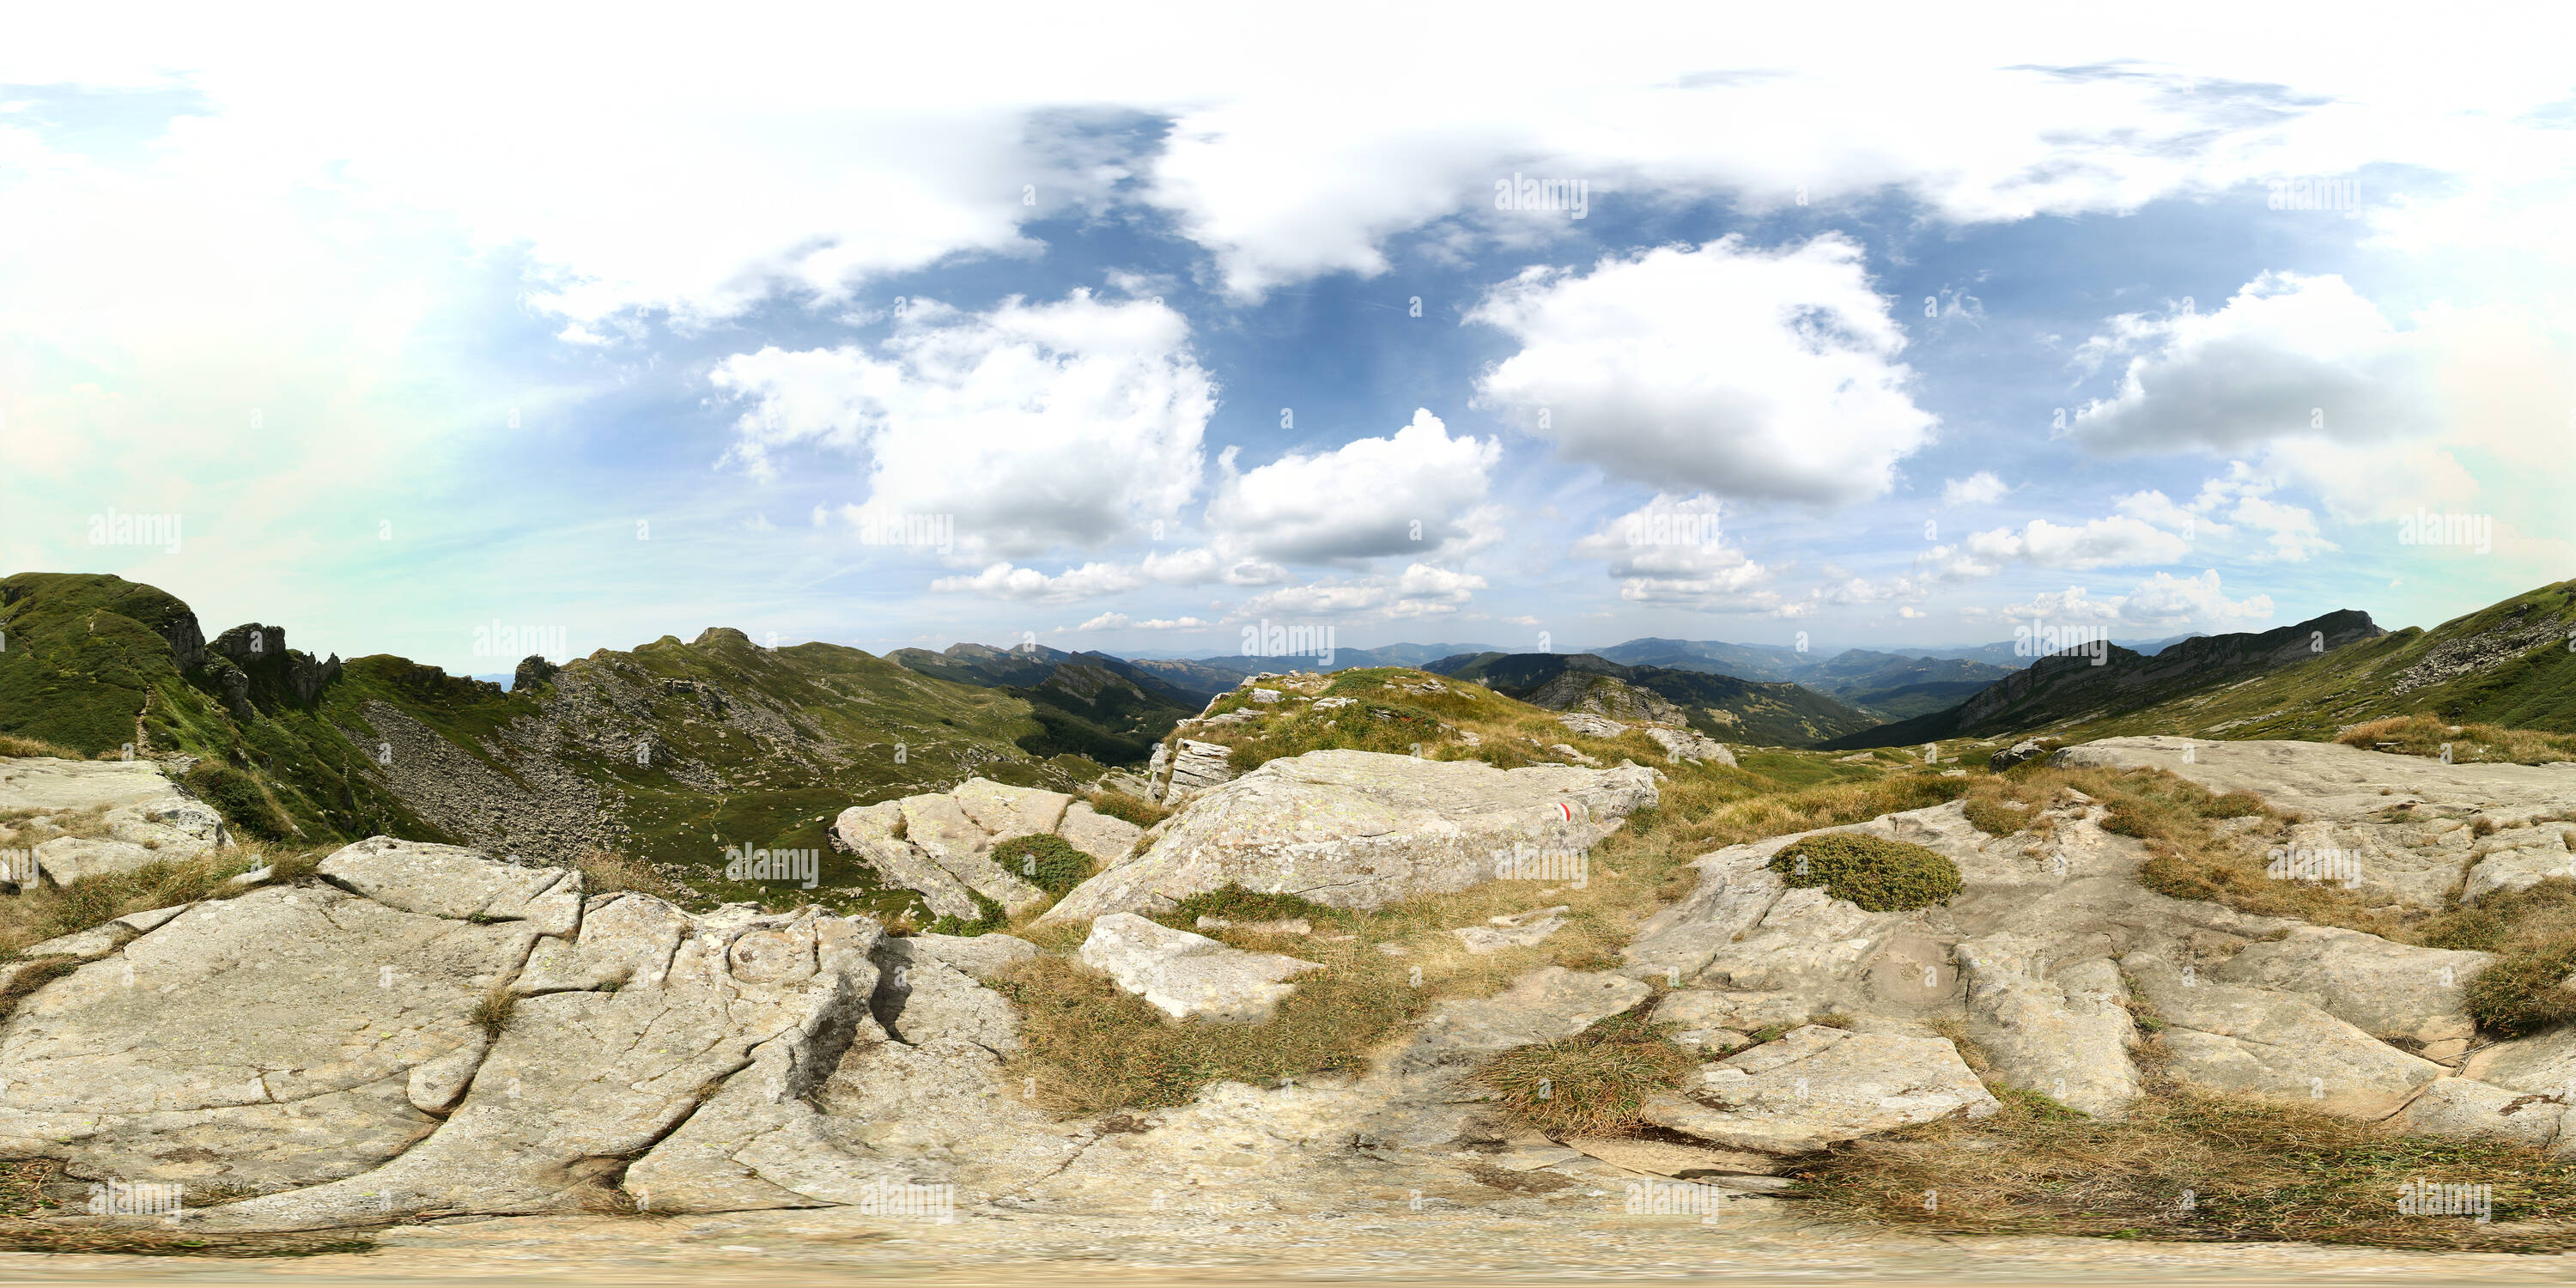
[990,834,1096,897]
[1475,1007,1698,1136]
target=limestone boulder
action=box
[1056,800,1145,864]
[1644,727,1735,767]
[2393,1078,2567,1148]
[834,779,1158,920]
[1078,914,1321,1023]
[1040,750,1656,923]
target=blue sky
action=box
[4,8,2573,675]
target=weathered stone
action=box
[1055,800,1145,864]
[952,778,1071,839]
[1078,914,1321,1023]
[1640,1026,1998,1155]
[868,939,1021,1054]
[1990,738,2049,771]
[1160,738,1238,802]
[0,755,228,884]
[1652,990,1812,1033]
[2212,927,2492,1044]
[895,931,1039,982]
[193,907,880,1228]
[901,793,1046,913]
[1042,750,1656,923]
[1395,967,1649,1073]
[2392,1078,2565,1148]
[2123,952,2442,1116]
[1452,906,1570,954]
[1563,1136,1784,1177]
[1644,727,1735,767]
[834,800,978,921]
[2464,1024,2576,1096]
[1955,936,2140,1118]
[1557,713,1628,739]
[0,884,537,1197]
[319,836,582,935]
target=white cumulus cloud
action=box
[711,289,1214,558]
[1468,234,1936,505]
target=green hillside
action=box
[0,572,1102,915]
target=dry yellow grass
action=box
[2340,714,2576,766]
[1796,1072,2576,1252]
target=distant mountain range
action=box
[1814,611,2386,750]
[1424,652,1882,746]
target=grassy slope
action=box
[2042,580,2576,746]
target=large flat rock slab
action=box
[2123,951,2443,1117]
[1641,1025,1998,1155]
[1040,750,1657,923]
[0,884,537,1194]
[2211,926,2491,1045]
[0,755,228,884]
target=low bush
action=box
[2419,878,2576,1036]
[1768,832,1963,912]
[991,834,1095,897]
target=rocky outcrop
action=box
[1644,726,1735,767]
[0,755,228,886]
[0,838,908,1230]
[1990,738,2049,770]
[1395,967,1649,1074]
[2392,1078,2567,1149]
[2050,736,2576,910]
[2209,926,2491,1045]
[1640,1025,1998,1155]
[1038,750,1657,924]
[1078,914,1321,1022]
[513,654,560,691]
[832,778,1140,920]
[1151,738,1237,804]
[2123,951,2444,1116]
[1955,936,2140,1118]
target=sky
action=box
[4,5,2573,675]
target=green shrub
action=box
[991,834,1094,897]
[2416,878,2576,1037]
[1768,832,1963,911]
[1960,797,2029,837]
[1161,884,1343,930]
[927,890,1010,937]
